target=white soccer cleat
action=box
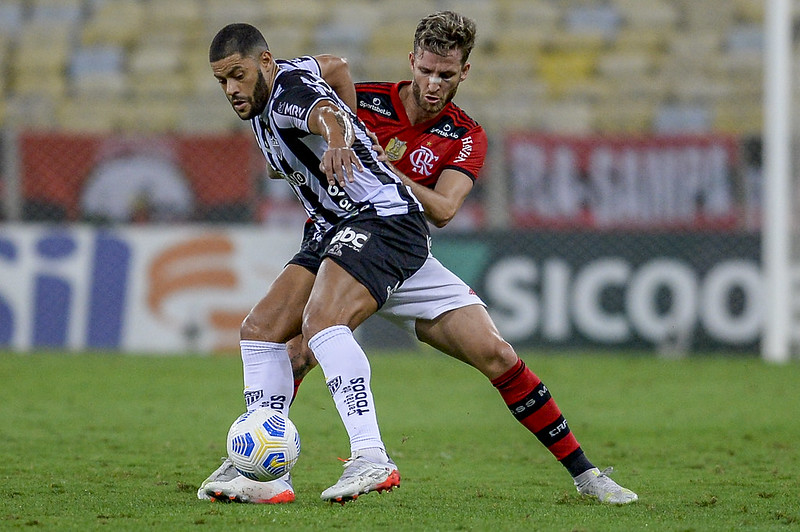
[197,458,236,500]
[574,466,638,504]
[320,455,400,504]
[198,457,295,504]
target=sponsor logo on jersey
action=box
[409,146,439,176]
[276,101,305,119]
[427,117,469,139]
[385,137,407,161]
[453,136,474,164]
[326,184,358,212]
[358,96,393,117]
[275,170,306,186]
[429,123,460,139]
[330,227,371,252]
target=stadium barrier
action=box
[0,225,760,354]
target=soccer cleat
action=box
[197,458,294,504]
[197,458,238,500]
[320,454,400,504]
[574,467,638,504]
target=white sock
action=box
[240,340,293,416]
[308,325,385,455]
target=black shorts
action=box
[288,211,430,308]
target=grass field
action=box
[1,349,798,531]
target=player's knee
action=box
[301,305,342,340]
[240,311,277,340]
[300,314,321,341]
[483,340,518,378]
[240,312,263,339]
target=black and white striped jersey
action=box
[250,61,423,233]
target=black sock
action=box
[561,448,595,478]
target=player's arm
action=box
[313,54,357,112]
[308,100,363,187]
[399,167,474,228]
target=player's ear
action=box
[460,62,470,82]
[259,49,274,69]
[408,51,415,71]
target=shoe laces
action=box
[335,455,387,482]
[588,467,624,491]
[598,466,615,478]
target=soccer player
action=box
[200,13,638,505]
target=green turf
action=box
[0,349,798,531]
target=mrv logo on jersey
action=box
[276,101,305,119]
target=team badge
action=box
[385,137,407,161]
[409,145,439,176]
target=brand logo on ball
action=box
[262,451,289,477]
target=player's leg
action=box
[416,306,637,503]
[199,264,314,504]
[303,258,400,503]
[381,256,637,504]
[239,263,315,415]
[415,306,589,465]
[416,309,636,503]
[287,334,317,404]
[414,304,514,378]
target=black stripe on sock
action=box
[507,381,551,421]
[535,415,571,448]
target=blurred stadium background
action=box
[0,0,796,360]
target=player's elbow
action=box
[331,56,350,74]
[322,55,351,82]
[428,207,457,228]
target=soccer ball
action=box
[226,408,300,482]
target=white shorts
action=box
[377,254,485,333]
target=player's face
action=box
[409,49,469,116]
[212,52,271,120]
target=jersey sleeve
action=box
[272,70,337,133]
[277,56,322,76]
[445,126,488,181]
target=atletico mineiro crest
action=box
[385,137,407,161]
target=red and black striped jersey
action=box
[355,81,488,189]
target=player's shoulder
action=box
[355,81,393,94]
[445,102,483,131]
[355,82,400,121]
[277,55,320,74]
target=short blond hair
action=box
[413,11,476,65]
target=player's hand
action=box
[366,129,387,161]
[320,146,362,187]
[384,160,401,178]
